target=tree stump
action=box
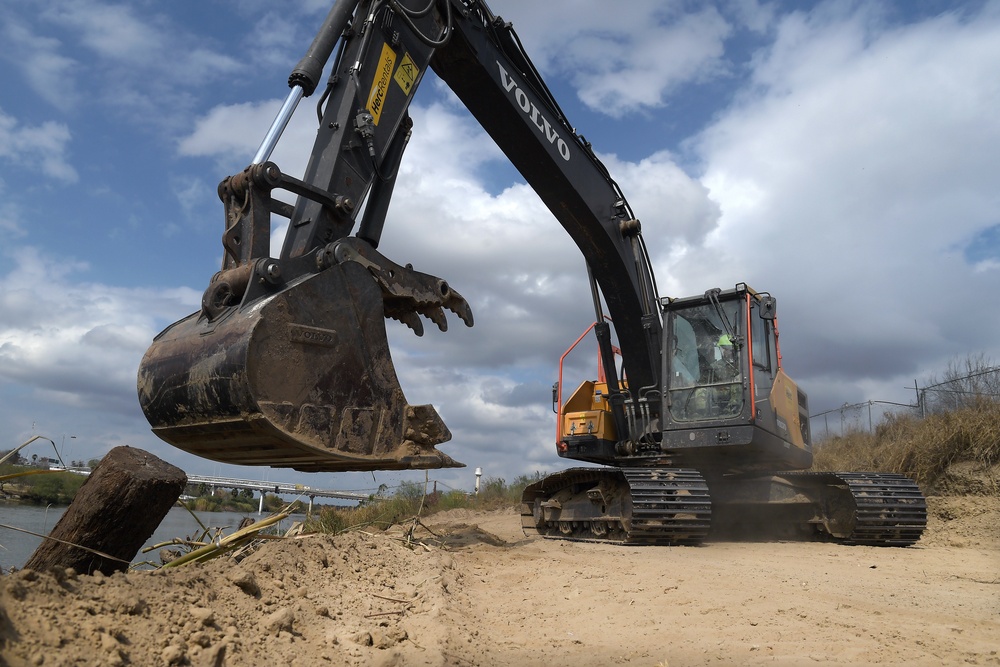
[24,446,186,575]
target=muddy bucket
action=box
[137,260,462,472]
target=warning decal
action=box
[393,52,419,95]
[366,43,397,125]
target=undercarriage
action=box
[521,468,926,547]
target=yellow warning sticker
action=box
[393,52,419,95]
[366,43,397,125]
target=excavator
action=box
[138,0,926,546]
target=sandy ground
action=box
[1,495,998,667]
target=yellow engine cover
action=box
[560,380,618,441]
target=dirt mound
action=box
[386,516,512,550]
[929,461,1000,496]
[1,531,473,666]
[922,494,1000,548]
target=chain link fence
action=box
[917,363,1000,416]
[809,362,1000,441]
[809,400,918,440]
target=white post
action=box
[258,491,265,516]
[475,467,482,495]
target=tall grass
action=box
[812,400,1000,491]
[310,473,543,535]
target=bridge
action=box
[186,474,373,514]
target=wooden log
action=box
[24,446,186,575]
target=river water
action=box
[0,503,306,573]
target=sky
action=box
[1,0,998,497]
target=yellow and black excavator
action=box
[138,0,926,546]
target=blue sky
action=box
[1,0,998,495]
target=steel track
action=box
[521,467,712,546]
[835,472,927,546]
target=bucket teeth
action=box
[444,299,474,328]
[421,306,448,332]
[389,309,425,336]
[330,238,475,335]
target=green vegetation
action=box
[0,468,87,505]
[184,491,257,514]
[812,399,1000,492]
[311,473,543,535]
[182,486,308,514]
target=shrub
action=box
[812,401,1000,490]
[20,471,87,505]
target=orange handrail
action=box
[554,316,620,446]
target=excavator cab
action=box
[660,284,812,473]
[553,284,811,474]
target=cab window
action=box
[751,303,770,371]
[667,301,744,421]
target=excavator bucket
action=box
[137,256,466,472]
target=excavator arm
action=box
[429,4,665,452]
[138,0,663,471]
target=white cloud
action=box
[0,108,77,182]
[0,246,199,410]
[42,2,163,61]
[973,259,1000,274]
[41,1,242,85]
[245,12,302,69]
[725,0,778,34]
[562,8,732,114]
[0,0,244,136]
[0,18,78,106]
[178,100,277,164]
[0,201,27,238]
